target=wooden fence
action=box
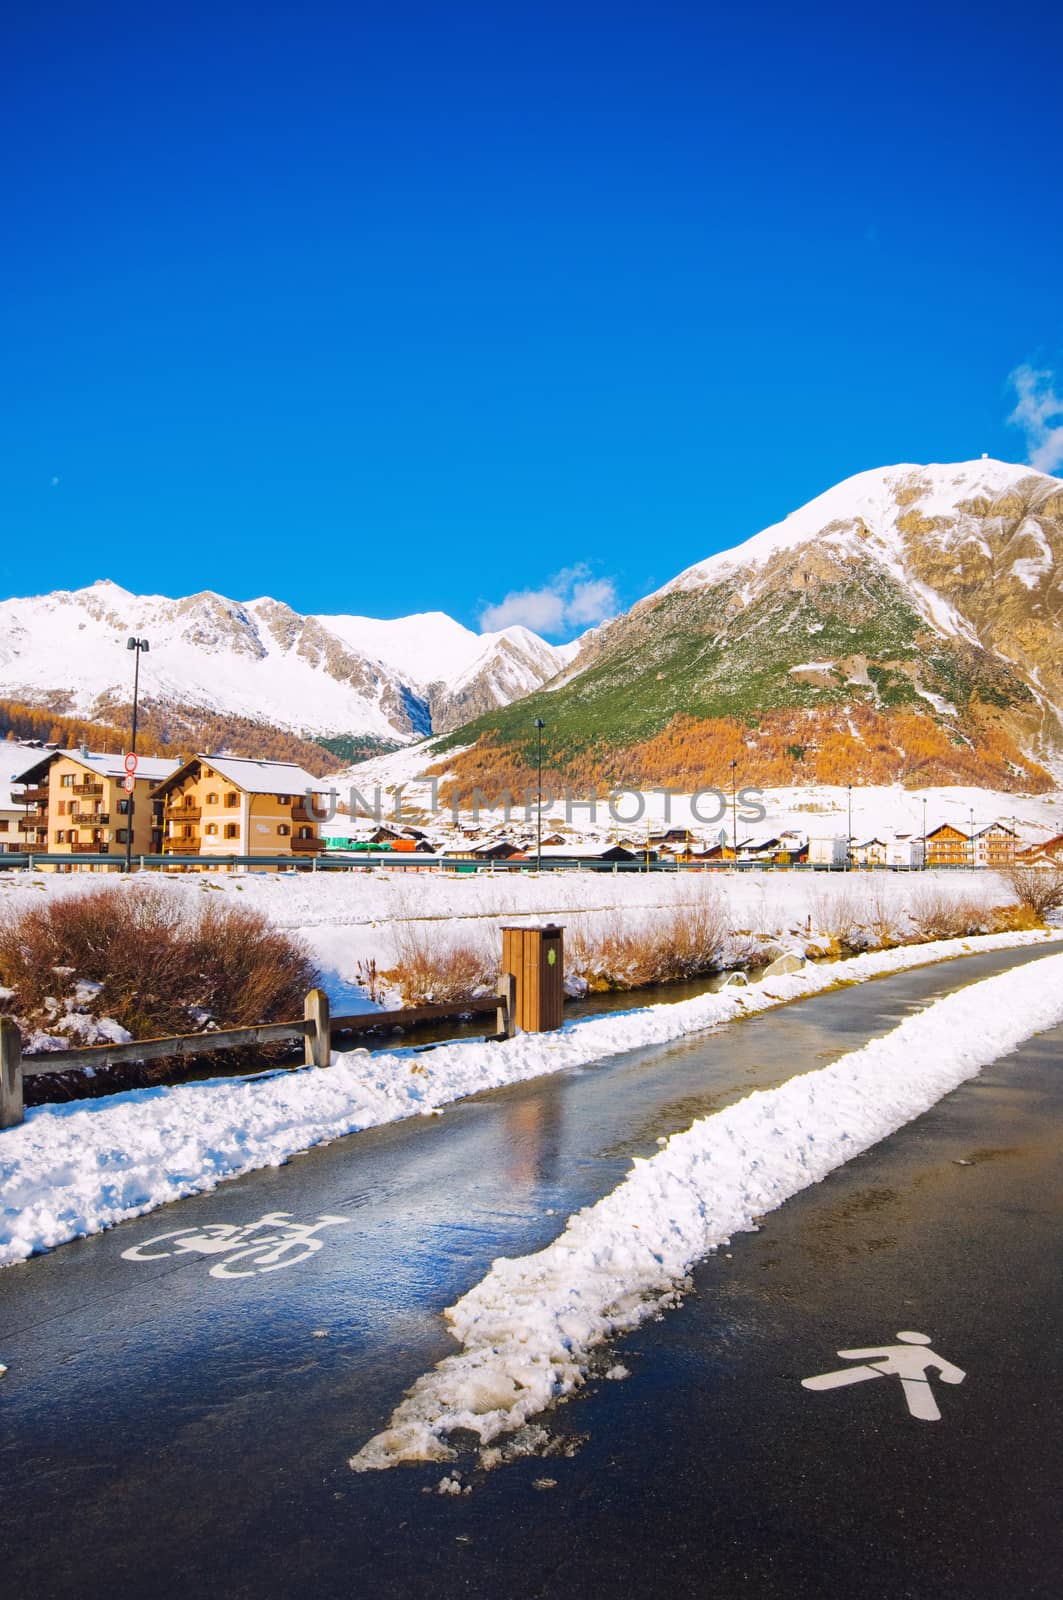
[0,975,517,1131]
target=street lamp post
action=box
[534,718,545,872]
[730,758,738,862]
[969,805,976,870]
[125,637,149,873]
[847,783,853,871]
[915,800,928,876]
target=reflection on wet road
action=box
[0,940,1057,1599]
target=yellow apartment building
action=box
[13,749,179,863]
[151,755,325,863]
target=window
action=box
[206,792,219,805]
[54,830,66,843]
[61,773,73,787]
[225,792,239,808]
[0,821,7,833]
[277,823,290,837]
[116,829,129,843]
[276,794,290,805]
[224,823,239,839]
[182,826,194,839]
[118,798,130,814]
[297,827,312,840]
[205,823,218,836]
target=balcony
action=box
[163,836,201,854]
[290,835,325,853]
[72,782,104,797]
[19,786,49,804]
[291,804,319,824]
[70,842,110,855]
[71,811,110,825]
[166,806,202,822]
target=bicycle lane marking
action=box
[120,1212,351,1279]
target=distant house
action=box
[851,837,888,867]
[13,748,179,863]
[1017,832,1063,864]
[151,755,325,864]
[650,827,697,846]
[971,822,1017,870]
[369,826,402,845]
[886,836,926,869]
[925,823,970,868]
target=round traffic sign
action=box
[123,774,135,793]
[124,752,138,775]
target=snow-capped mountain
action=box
[0,583,573,746]
[314,609,579,733]
[414,458,1063,793]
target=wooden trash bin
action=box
[501,923,565,1032]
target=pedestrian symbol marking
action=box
[802,1331,965,1422]
[121,1211,349,1278]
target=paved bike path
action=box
[0,940,1058,1597]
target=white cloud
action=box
[479,565,618,637]
[1007,364,1063,473]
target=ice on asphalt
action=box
[0,927,1056,1267]
[349,949,1063,1472]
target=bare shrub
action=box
[809,887,866,953]
[860,884,909,950]
[0,883,316,1038]
[1005,863,1063,918]
[909,886,991,942]
[383,920,496,1006]
[566,887,732,991]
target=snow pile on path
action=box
[0,929,1057,1268]
[350,949,1063,1471]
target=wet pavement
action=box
[0,941,1060,1598]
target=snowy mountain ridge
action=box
[377,457,1063,794]
[0,582,574,746]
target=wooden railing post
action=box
[1,1016,24,1129]
[496,971,516,1040]
[304,989,331,1068]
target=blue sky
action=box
[3,0,1061,638]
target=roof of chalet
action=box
[151,754,322,798]
[13,748,180,787]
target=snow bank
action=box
[350,949,1063,1471]
[0,928,1056,1269]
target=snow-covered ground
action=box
[0,861,1033,1016]
[350,948,1063,1472]
[1,927,1057,1269]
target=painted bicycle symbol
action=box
[121,1211,349,1278]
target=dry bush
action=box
[809,887,866,953]
[0,883,316,1038]
[383,920,497,1006]
[860,885,909,950]
[908,886,991,942]
[1005,863,1063,918]
[567,888,732,990]
[987,902,1043,933]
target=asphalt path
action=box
[1,941,1060,1598]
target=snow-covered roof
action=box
[10,748,180,786]
[194,755,323,795]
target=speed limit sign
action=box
[123,774,135,793]
[124,751,138,775]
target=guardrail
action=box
[0,977,517,1130]
[0,850,999,874]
